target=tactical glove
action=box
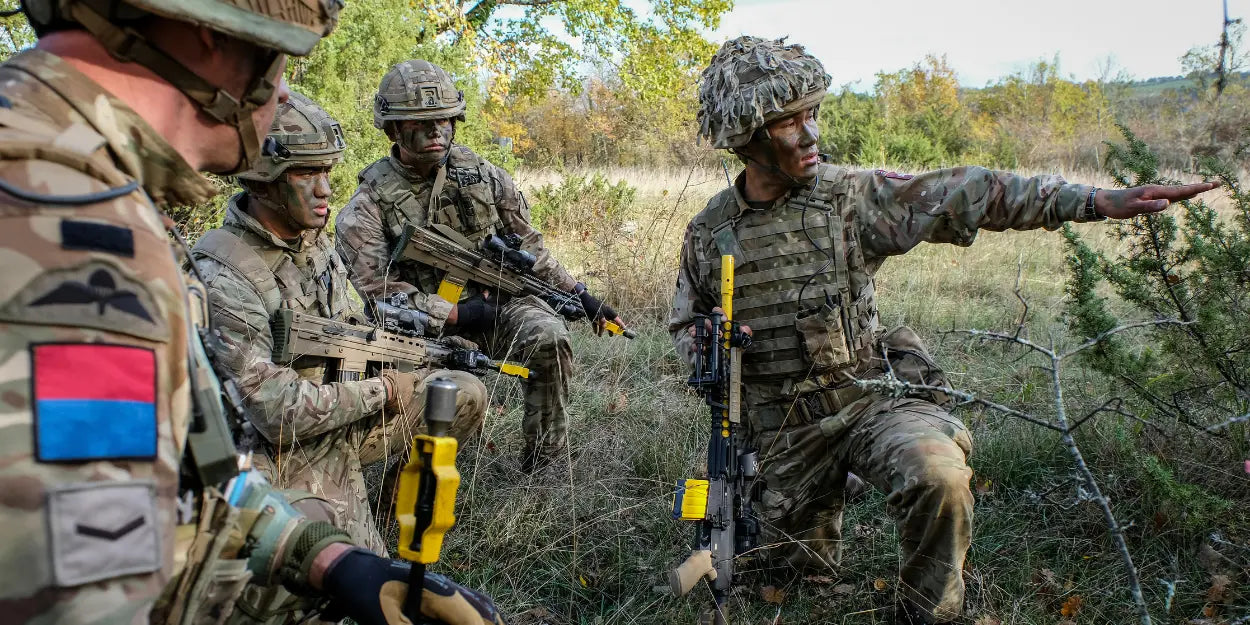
[382,369,423,415]
[572,282,618,322]
[321,548,506,625]
[451,298,497,334]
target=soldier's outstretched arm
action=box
[337,189,455,333]
[852,166,1099,258]
[853,167,1220,260]
[198,260,388,444]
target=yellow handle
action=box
[720,256,734,320]
[396,434,460,564]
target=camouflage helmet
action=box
[20,0,344,174]
[238,92,346,183]
[373,59,467,130]
[697,36,831,150]
[21,0,344,56]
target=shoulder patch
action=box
[32,343,157,462]
[60,219,135,257]
[875,169,914,181]
[0,261,169,342]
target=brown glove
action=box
[381,369,423,415]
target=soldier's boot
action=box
[845,471,870,503]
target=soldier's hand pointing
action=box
[1095,181,1221,219]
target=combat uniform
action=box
[670,162,1101,620]
[0,47,228,623]
[194,196,487,554]
[670,34,1116,624]
[337,143,576,459]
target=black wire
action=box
[795,171,835,306]
[0,176,140,205]
[0,8,21,18]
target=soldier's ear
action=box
[383,121,399,142]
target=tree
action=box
[1063,125,1249,430]
[0,1,34,62]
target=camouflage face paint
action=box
[276,167,332,231]
[394,118,456,171]
[764,107,821,181]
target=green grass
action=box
[372,166,1250,625]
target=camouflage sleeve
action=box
[197,258,387,446]
[334,188,453,332]
[667,221,719,366]
[492,165,578,291]
[853,166,1096,259]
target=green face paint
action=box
[276,167,332,231]
[393,118,455,170]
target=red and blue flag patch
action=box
[33,343,157,462]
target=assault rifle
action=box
[390,223,635,339]
[669,255,758,625]
[270,308,530,381]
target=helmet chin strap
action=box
[68,1,279,175]
[733,124,820,191]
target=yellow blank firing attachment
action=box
[673,479,710,521]
[720,255,734,320]
[397,379,461,564]
[498,362,530,379]
[436,277,466,304]
[602,320,637,339]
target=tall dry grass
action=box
[382,164,1248,625]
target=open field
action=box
[374,165,1249,625]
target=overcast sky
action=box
[713,0,1248,89]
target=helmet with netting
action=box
[373,59,466,130]
[697,36,831,150]
[238,92,345,183]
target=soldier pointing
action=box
[669,36,1217,624]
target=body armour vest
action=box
[358,146,505,297]
[700,163,879,382]
[192,204,353,381]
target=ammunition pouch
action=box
[794,296,854,372]
[151,490,253,625]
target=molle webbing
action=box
[708,164,876,381]
[194,228,282,315]
[360,150,506,294]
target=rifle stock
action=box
[390,223,635,339]
[670,255,758,625]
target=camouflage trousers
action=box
[752,394,973,622]
[463,295,573,460]
[750,330,973,623]
[236,369,486,625]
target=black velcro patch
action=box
[60,220,135,257]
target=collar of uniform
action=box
[729,170,792,218]
[387,144,436,183]
[6,49,218,208]
[224,193,316,253]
